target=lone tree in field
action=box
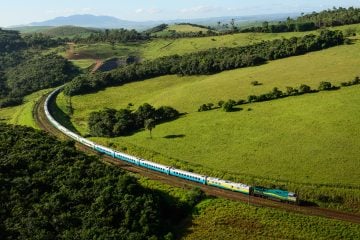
[144,118,156,139]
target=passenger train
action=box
[44,88,298,204]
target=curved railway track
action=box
[34,91,360,224]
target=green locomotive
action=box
[251,186,298,204]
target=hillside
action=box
[152,24,212,37]
[62,23,360,71]
[55,36,360,211]
[40,25,100,38]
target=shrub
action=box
[318,81,334,91]
[298,84,312,94]
[251,80,262,86]
[223,99,236,112]
[218,100,225,108]
[237,99,246,105]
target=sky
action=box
[1,0,360,27]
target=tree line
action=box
[73,28,149,44]
[0,29,78,108]
[198,77,360,112]
[88,103,180,137]
[240,7,360,33]
[0,123,206,239]
[64,30,345,96]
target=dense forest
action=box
[0,124,204,239]
[0,28,78,108]
[88,104,180,137]
[64,29,344,96]
[240,7,360,33]
[73,28,149,44]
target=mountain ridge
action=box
[12,13,300,30]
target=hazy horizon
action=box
[1,0,360,27]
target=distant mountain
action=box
[28,15,146,29]
[16,13,300,30]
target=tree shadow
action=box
[164,134,186,139]
[298,200,319,207]
[48,92,80,134]
[229,107,243,112]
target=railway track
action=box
[34,91,360,224]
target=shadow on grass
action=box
[49,93,80,134]
[298,200,319,207]
[164,134,186,139]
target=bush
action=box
[251,80,262,86]
[218,100,225,108]
[318,81,335,91]
[237,99,246,105]
[299,84,312,94]
[223,99,236,112]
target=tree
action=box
[299,84,312,94]
[318,81,334,91]
[223,99,236,112]
[144,119,156,138]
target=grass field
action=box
[60,23,360,61]
[166,24,209,33]
[56,39,360,210]
[184,198,360,239]
[70,59,96,69]
[139,177,360,239]
[0,89,51,129]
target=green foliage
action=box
[341,76,360,86]
[198,103,214,112]
[144,118,156,138]
[318,81,336,91]
[6,53,79,98]
[0,28,76,108]
[0,124,184,239]
[222,99,237,112]
[241,7,360,33]
[88,104,180,137]
[74,28,149,44]
[299,84,312,94]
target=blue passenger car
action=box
[169,168,206,184]
[95,145,115,158]
[114,151,140,165]
[139,160,170,174]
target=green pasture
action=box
[55,40,360,210]
[138,178,360,239]
[82,86,360,187]
[70,59,96,69]
[57,38,360,118]
[62,42,141,60]
[0,89,51,129]
[184,199,360,239]
[167,24,210,33]
[59,23,360,61]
